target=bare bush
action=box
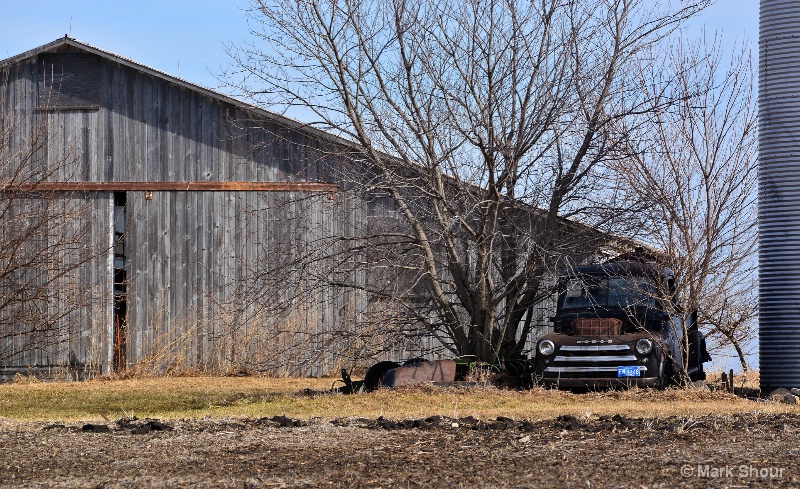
[0,77,106,373]
[613,36,758,371]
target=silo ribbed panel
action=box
[759,0,800,390]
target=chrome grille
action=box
[554,355,637,363]
[541,342,644,379]
[559,345,630,352]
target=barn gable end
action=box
[1,37,361,378]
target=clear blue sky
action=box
[0,0,252,91]
[0,0,758,96]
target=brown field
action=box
[1,373,798,488]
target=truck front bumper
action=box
[540,376,662,389]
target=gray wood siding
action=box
[1,44,563,376]
[2,49,369,374]
[0,191,112,373]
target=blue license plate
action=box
[617,366,641,377]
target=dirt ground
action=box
[1,412,798,488]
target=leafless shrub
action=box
[0,76,107,374]
[613,35,758,371]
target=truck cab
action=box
[534,260,709,389]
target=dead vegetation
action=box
[1,375,798,487]
[0,374,790,422]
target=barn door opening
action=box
[112,192,128,371]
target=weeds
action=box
[0,376,796,422]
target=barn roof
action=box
[0,35,353,150]
[0,36,647,257]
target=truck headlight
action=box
[636,338,654,355]
[538,340,555,356]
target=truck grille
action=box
[543,343,645,378]
[553,355,637,363]
[559,345,630,352]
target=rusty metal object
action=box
[382,360,456,388]
[2,181,338,192]
[572,318,622,336]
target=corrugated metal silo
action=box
[759,0,800,391]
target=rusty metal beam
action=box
[1,181,338,192]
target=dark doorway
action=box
[113,192,127,371]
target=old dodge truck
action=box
[533,259,710,389]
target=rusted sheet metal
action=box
[382,360,457,387]
[2,181,338,192]
[572,318,622,336]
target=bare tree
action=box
[0,77,104,371]
[225,0,709,365]
[613,36,758,371]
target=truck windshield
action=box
[563,276,658,309]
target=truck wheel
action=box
[657,361,668,390]
[668,361,688,387]
[689,364,707,382]
[363,361,401,392]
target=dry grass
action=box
[0,374,796,422]
[705,369,760,390]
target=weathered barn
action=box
[0,37,371,377]
[0,37,618,379]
